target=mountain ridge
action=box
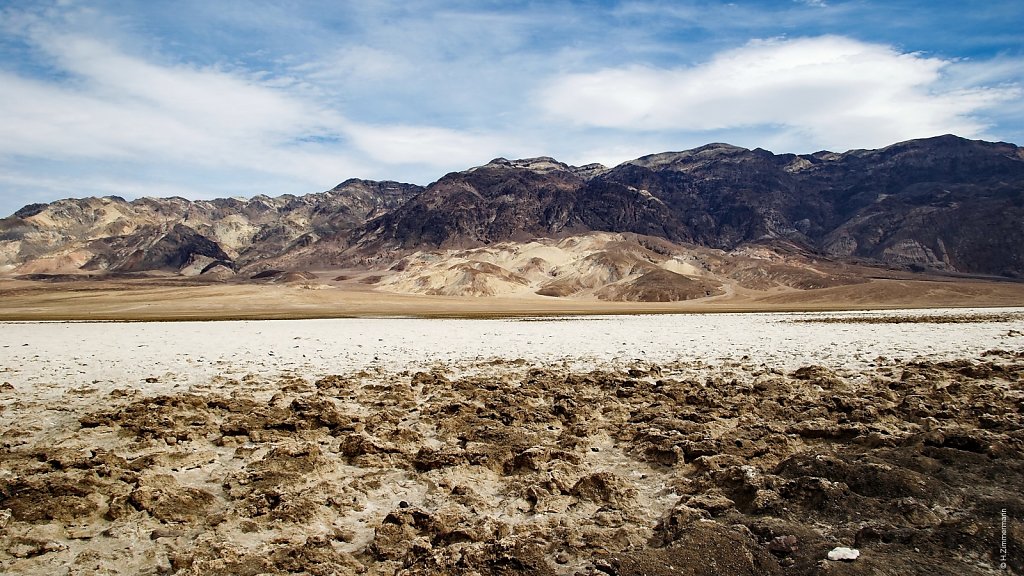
[2,135,1022,297]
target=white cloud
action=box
[539,36,1021,151]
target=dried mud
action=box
[1,353,1022,575]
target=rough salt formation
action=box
[1,350,1022,575]
[827,547,861,561]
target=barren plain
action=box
[2,272,1024,321]
[0,307,1022,575]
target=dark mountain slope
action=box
[343,135,1023,276]
[576,143,830,247]
[352,157,595,250]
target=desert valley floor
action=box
[0,308,1022,575]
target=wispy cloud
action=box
[295,46,414,84]
[0,169,215,204]
[0,12,359,180]
[343,123,526,168]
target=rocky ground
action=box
[1,351,1022,575]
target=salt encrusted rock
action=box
[827,546,861,561]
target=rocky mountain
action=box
[348,135,1024,277]
[2,135,1022,290]
[355,157,594,249]
[0,179,422,275]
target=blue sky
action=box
[1,0,1022,216]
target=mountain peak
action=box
[627,142,752,170]
[471,156,573,174]
[467,157,609,180]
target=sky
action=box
[1,0,1022,216]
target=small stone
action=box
[332,527,356,542]
[150,528,184,540]
[827,546,860,561]
[767,534,799,555]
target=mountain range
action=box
[2,135,1022,301]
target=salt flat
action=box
[1,308,1022,396]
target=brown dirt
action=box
[1,275,1023,320]
[595,269,724,302]
[1,353,1022,574]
